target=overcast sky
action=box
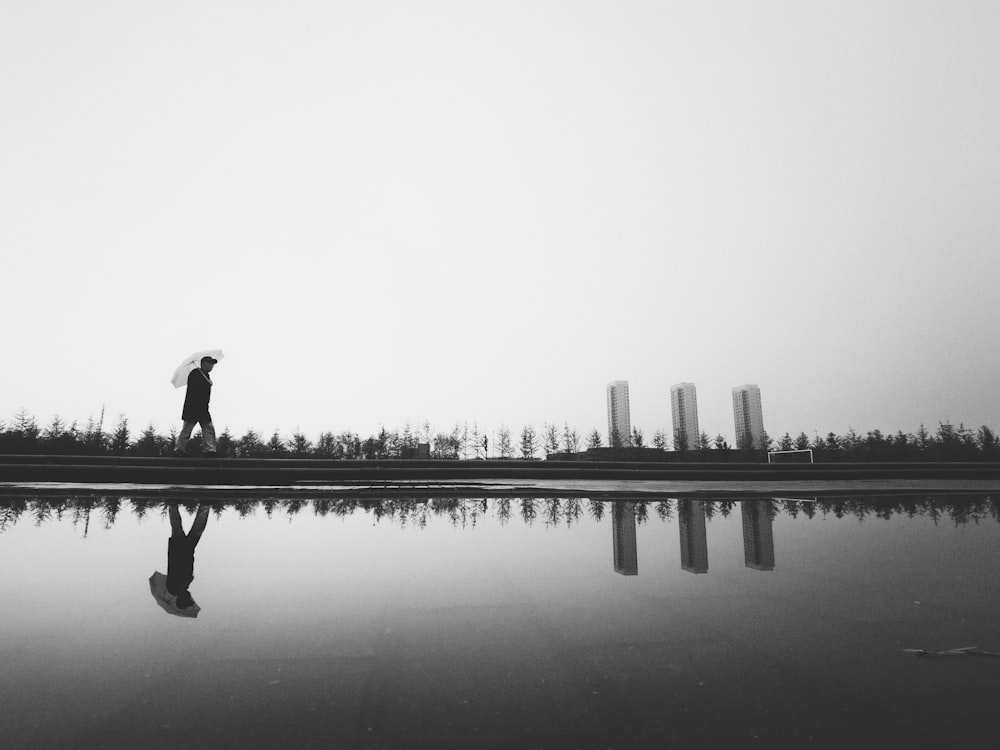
[2,0,998,444]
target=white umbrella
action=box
[171,349,224,389]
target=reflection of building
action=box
[732,385,765,450]
[678,500,708,573]
[741,501,775,571]
[670,383,700,451]
[612,502,638,575]
[607,381,632,447]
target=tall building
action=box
[732,384,765,450]
[612,502,638,575]
[606,380,632,447]
[670,382,700,451]
[741,501,775,571]
[678,500,708,574]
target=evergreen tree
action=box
[266,430,286,456]
[673,427,687,453]
[587,429,603,450]
[631,427,645,448]
[216,427,235,457]
[289,429,312,457]
[915,424,932,455]
[893,430,911,461]
[543,423,560,456]
[758,429,773,453]
[131,424,163,456]
[610,426,623,449]
[315,431,337,457]
[978,425,998,458]
[237,429,264,458]
[42,415,66,443]
[13,408,40,440]
[109,415,130,456]
[83,408,107,454]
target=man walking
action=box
[175,355,218,455]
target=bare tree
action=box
[470,422,483,459]
[543,423,560,456]
[520,425,537,459]
[497,425,514,459]
[562,423,580,453]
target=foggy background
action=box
[3,0,997,443]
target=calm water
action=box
[2,492,999,749]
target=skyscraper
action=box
[670,382,700,451]
[606,380,632,447]
[732,384,765,450]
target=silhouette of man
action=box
[175,356,218,455]
[166,503,210,611]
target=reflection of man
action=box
[175,356,218,456]
[167,503,210,611]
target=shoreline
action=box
[0,455,997,496]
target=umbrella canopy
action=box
[171,349,224,389]
[148,572,201,618]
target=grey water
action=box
[2,493,999,749]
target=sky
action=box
[2,0,999,445]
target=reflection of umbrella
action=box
[171,349,223,389]
[148,572,201,618]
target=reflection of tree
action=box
[520,497,537,525]
[2,494,999,533]
[0,499,27,532]
[495,498,512,526]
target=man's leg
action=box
[200,420,217,453]
[168,503,185,536]
[175,421,196,453]
[187,504,210,547]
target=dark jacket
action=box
[181,368,213,421]
[166,535,196,594]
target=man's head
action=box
[200,356,217,373]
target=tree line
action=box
[2,494,997,535]
[0,408,997,462]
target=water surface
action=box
[2,493,998,748]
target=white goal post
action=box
[767,449,814,464]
